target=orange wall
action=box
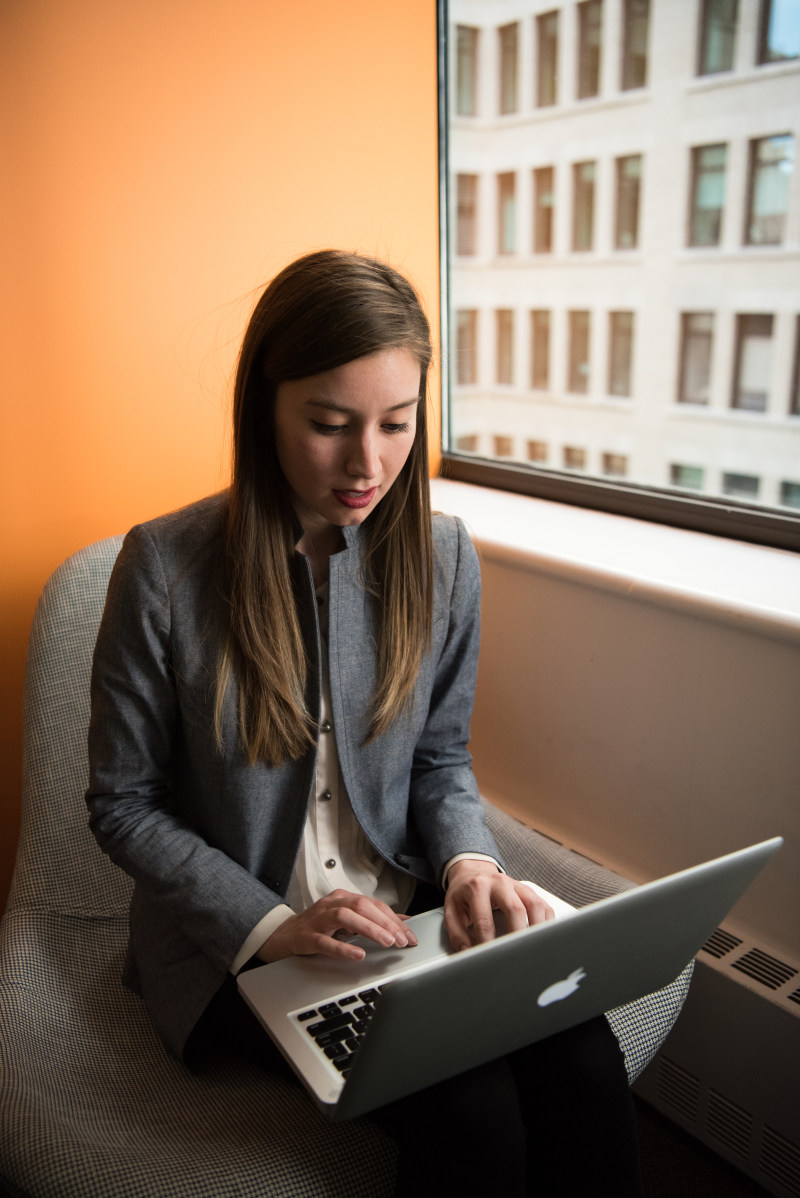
[0,0,441,909]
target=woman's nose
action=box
[346,432,380,479]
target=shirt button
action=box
[320,790,332,802]
[325,858,337,869]
[320,721,332,733]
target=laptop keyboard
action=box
[294,987,383,1075]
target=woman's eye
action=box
[383,422,411,435]
[311,421,347,435]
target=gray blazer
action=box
[86,493,501,1057]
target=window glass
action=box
[444,0,800,547]
[758,0,800,64]
[499,22,519,114]
[688,144,727,246]
[698,0,738,75]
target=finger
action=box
[517,881,556,924]
[320,900,415,950]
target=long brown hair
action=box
[218,250,434,766]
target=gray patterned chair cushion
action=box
[0,537,692,1197]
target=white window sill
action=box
[430,478,800,644]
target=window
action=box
[537,11,559,107]
[615,155,642,249]
[499,23,519,114]
[572,161,596,251]
[609,312,635,396]
[456,174,478,256]
[698,0,738,75]
[688,144,727,247]
[678,313,714,404]
[493,434,514,456]
[456,26,479,115]
[456,309,478,385]
[670,464,706,490]
[621,0,650,90]
[564,445,587,469]
[577,1,603,99]
[745,134,794,246]
[568,310,591,393]
[792,317,800,415]
[533,167,555,252]
[602,452,628,476]
[456,434,479,452]
[780,481,800,508]
[530,310,551,389]
[497,172,516,254]
[496,309,514,384]
[732,314,773,411]
[527,439,549,462]
[758,0,800,64]
[723,471,760,499]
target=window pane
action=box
[537,11,559,106]
[688,144,727,246]
[533,167,555,252]
[499,23,519,114]
[456,26,479,115]
[780,480,800,508]
[745,134,794,246]
[670,464,705,490]
[568,310,591,392]
[615,155,642,249]
[698,0,738,75]
[456,309,478,384]
[678,313,714,404]
[456,174,478,255]
[572,161,596,250]
[497,172,516,254]
[732,314,773,411]
[564,445,587,469]
[577,0,603,99]
[792,317,800,415]
[602,452,628,476]
[621,0,650,90]
[496,309,514,383]
[530,310,551,389]
[758,0,800,64]
[609,312,634,396]
[527,439,549,462]
[723,471,760,499]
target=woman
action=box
[87,249,640,1195]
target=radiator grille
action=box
[731,947,799,992]
[657,1056,700,1123]
[761,1126,800,1197]
[701,927,743,959]
[706,1089,752,1160]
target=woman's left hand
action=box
[443,859,554,951]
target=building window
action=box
[456,309,478,385]
[688,144,727,247]
[496,309,514,384]
[670,464,706,490]
[537,11,559,107]
[527,439,549,463]
[572,161,596,251]
[792,317,800,415]
[732,314,773,411]
[499,22,519,114]
[564,445,588,469]
[577,0,603,99]
[698,0,738,75]
[602,452,628,477]
[723,471,761,499]
[533,167,555,252]
[456,26,479,115]
[780,481,800,508]
[568,310,591,393]
[497,172,517,254]
[456,174,478,256]
[621,0,650,90]
[530,310,551,389]
[456,434,479,452]
[493,434,514,456]
[744,134,794,246]
[609,312,635,396]
[615,155,642,249]
[678,313,714,405]
[758,0,800,64]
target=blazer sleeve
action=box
[85,524,283,973]
[407,517,504,879]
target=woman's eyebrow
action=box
[306,397,420,414]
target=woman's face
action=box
[273,347,421,543]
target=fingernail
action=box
[394,933,408,947]
[381,932,395,946]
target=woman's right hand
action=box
[256,889,418,963]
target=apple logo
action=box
[537,967,587,1007]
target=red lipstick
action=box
[333,488,377,509]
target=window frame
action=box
[437,0,800,553]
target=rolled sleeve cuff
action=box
[441,853,504,891]
[230,904,295,975]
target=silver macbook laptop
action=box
[237,837,782,1121]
